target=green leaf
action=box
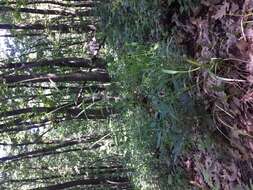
[162,69,182,75]
[162,67,200,75]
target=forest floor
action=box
[100,0,253,189]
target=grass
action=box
[105,41,206,189]
[97,0,214,189]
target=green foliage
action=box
[98,0,162,47]
[0,3,121,189]
[106,41,201,189]
[98,0,199,49]
[98,1,208,189]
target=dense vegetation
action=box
[0,0,252,190]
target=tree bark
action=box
[0,147,83,163]
[1,71,110,84]
[0,136,101,163]
[6,84,106,92]
[0,6,93,17]
[0,23,96,33]
[0,58,106,70]
[0,105,115,133]
[0,1,99,8]
[31,177,130,190]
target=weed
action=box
[106,41,203,189]
[98,0,210,189]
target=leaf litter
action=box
[161,0,253,189]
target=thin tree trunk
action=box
[5,168,129,187]
[0,6,93,17]
[0,147,83,163]
[6,84,106,92]
[0,23,95,33]
[0,120,49,133]
[0,137,98,163]
[0,58,106,70]
[31,177,130,190]
[1,71,110,84]
[0,1,99,8]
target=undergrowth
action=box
[98,0,210,189]
[106,42,207,189]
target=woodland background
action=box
[0,0,252,190]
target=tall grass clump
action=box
[105,41,203,189]
[96,0,207,189]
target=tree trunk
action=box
[0,58,106,70]
[0,23,96,33]
[6,84,106,92]
[1,71,110,84]
[0,134,104,163]
[0,147,83,163]
[32,177,130,190]
[0,6,93,17]
[0,0,99,8]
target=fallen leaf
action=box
[212,1,230,20]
